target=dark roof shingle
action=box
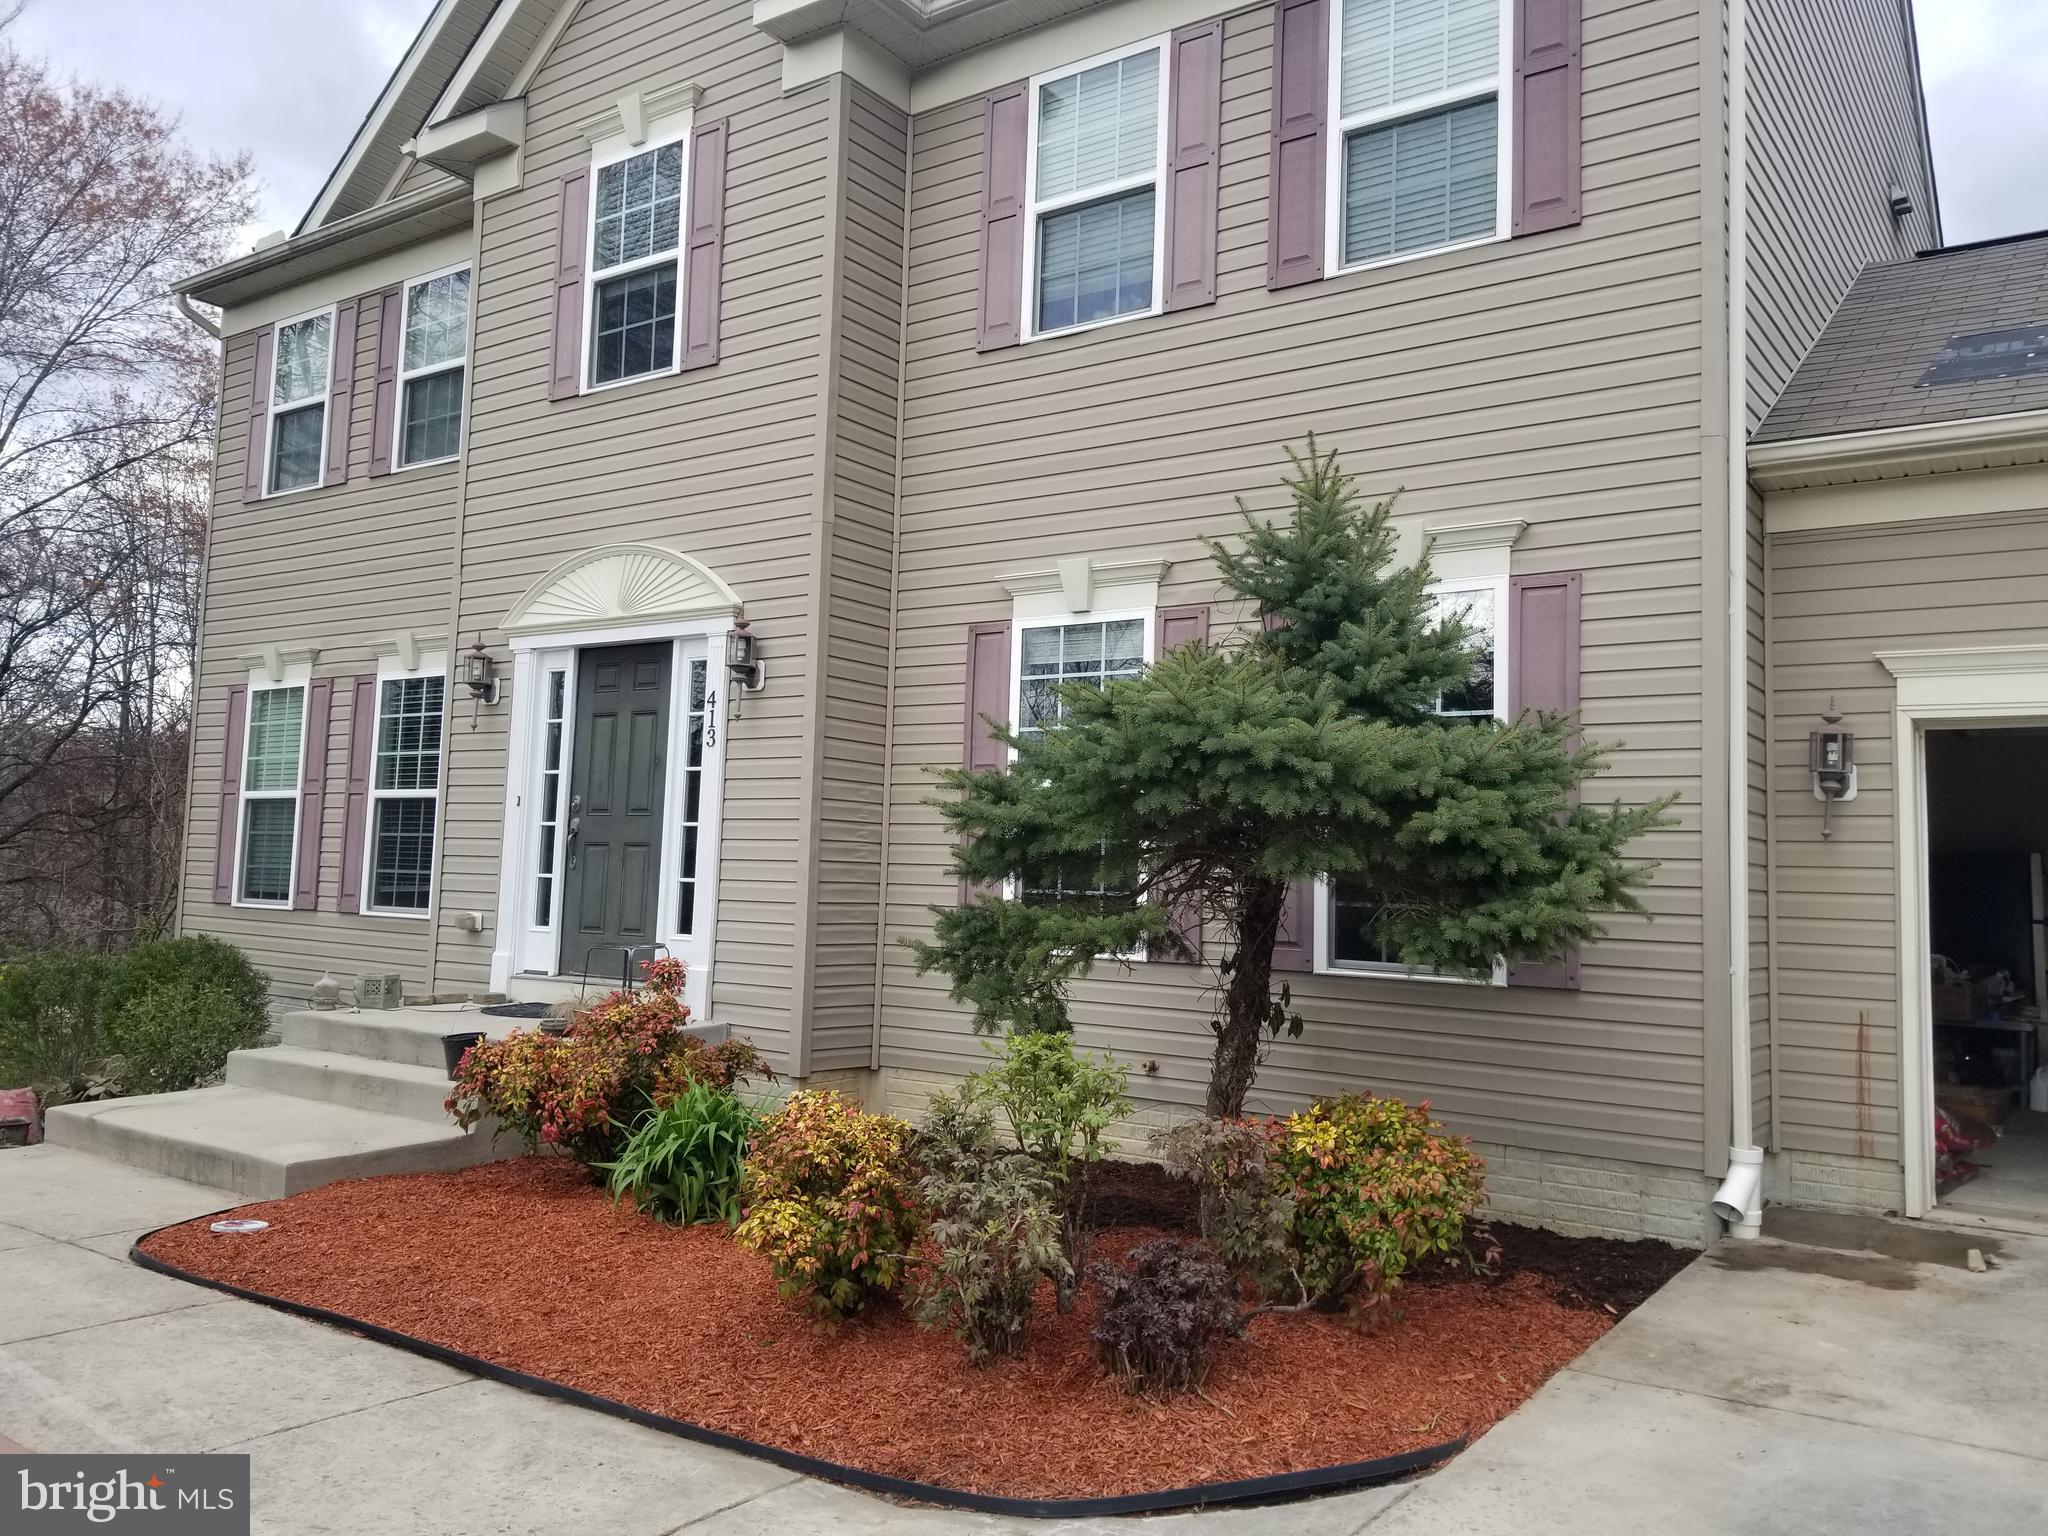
[1754,230,2048,444]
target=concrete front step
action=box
[225,1045,458,1124]
[43,1085,513,1200]
[276,1005,521,1072]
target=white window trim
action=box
[1322,0,1514,280]
[232,662,312,910]
[1315,570,1510,984]
[579,117,694,395]
[393,264,471,471]
[263,304,338,498]
[1004,603,1156,957]
[1019,34,1171,344]
[359,651,448,920]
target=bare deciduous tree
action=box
[0,18,255,949]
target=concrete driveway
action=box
[4,1146,2046,1534]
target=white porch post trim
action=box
[1877,643,2048,1218]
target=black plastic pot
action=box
[442,1031,487,1079]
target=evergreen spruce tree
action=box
[911,440,1673,1118]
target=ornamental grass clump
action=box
[447,958,769,1167]
[734,1090,923,1322]
[1091,1238,1242,1396]
[599,1080,757,1226]
[911,1087,1068,1364]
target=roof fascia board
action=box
[300,0,471,235]
[180,184,474,308]
[1747,407,2048,490]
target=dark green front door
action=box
[560,642,670,977]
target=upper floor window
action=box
[268,310,333,494]
[398,267,470,468]
[1328,0,1509,273]
[587,137,685,387]
[1325,575,1505,972]
[1023,40,1168,339]
[237,682,307,906]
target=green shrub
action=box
[111,981,268,1095]
[734,1090,923,1321]
[1092,1238,1242,1395]
[0,952,119,1103]
[967,1031,1131,1309]
[1266,1092,1485,1308]
[911,1088,1068,1364]
[105,936,269,1035]
[599,1081,757,1225]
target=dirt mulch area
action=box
[139,1158,1638,1501]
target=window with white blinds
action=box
[1025,39,1168,338]
[237,684,306,906]
[1330,0,1509,270]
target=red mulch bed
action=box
[138,1158,1656,1500]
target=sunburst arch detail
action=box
[500,544,743,635]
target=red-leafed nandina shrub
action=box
[734,1090,923,1321]
[447,959,768,1167]
[1265,1092,1484,1309]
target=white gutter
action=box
[1748,407,2048,490]
[1711,0,1763,1241]
[173,291,221,340]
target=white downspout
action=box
[174,291,222,340]
[1711,0,1763,1240]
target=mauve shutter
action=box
[682,119,727,371]
[1507,570,1583,988]
[1164,22,1224,312]
[293,679,333,911]
[960,621,1013,902]
[325,298,357,485]
[243,330,273,502]
[213,686,249,902]
[1259,609,1315,966]
[976,83,1029,351]
[339,677,377,913]
[549,170,590,399]
[1511,0,1583,235]
[368,287,402,476]
[1155,606,1211,959]
[1267,0,1328,289]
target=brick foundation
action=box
[1765,1148,1906,1217]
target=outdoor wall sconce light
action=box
[1810,700,1857,840]
[725,617,764,717]
[462,632,500,728]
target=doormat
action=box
[479,1002,556,1019]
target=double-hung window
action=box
[1012,614,1149,916]
[237,683,307,906]
[1325,577,1506,972]
[365,673,444,915]
[1023,39,1169,339]
[267,310,333,494]
[1328,0,1510,273]
[398,267,470,467]
[586,137,686,387]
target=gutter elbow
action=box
[174,291,222,340]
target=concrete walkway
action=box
[4,1147,2046,1535]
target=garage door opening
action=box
[1926,727,2048,1222]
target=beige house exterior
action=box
[172,0,1949,1245]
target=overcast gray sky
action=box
[12,0,2048,249]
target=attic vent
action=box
[1918,324,2048,388]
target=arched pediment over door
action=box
[499,543,742,637]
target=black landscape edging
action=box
[130,1233,1464,1518]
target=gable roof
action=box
[1755,229,2048,446]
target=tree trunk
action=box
[1208,877,1286,1117]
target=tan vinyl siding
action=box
[1743,0,1935,429]
[429,0,835,1067]
[877,0,1711,1167]
[181,307,459,1000]
[1765,506,2048,1162]
[810,83,911,1071]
